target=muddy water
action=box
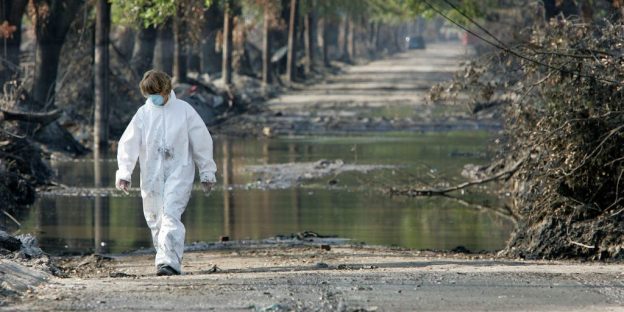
[6,132,514,255]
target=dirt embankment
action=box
[0,136,52,215]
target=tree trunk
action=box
[130,25,156,77]
[542,0,579,20]
[611,0,624,21]
[200,3,221,75]
[173,5,188,83]
[375,23,384,53]
[222,2,233,85]
[303,2,317,74]
[304,13,311,74]
[339,14,350,63]
[367,21,375,47]
[30,21,60,106]
[579,0,593,22]
[187,47,200,73]
[31,0,84,109]
[542,0,559,19]
[154,20,174,76]
[94,0,110,153]
[560,0,579,17]
[393,26,402,53]
[321,17,330,67]
[347,17,355,61]
[286,0,298,83]
[371,22,380,56]
[262,3,271,84]
[0,0,28,86]
[27,1,89,156]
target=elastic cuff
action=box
[199,171,216,183]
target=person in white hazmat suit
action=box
[115,70,217,276]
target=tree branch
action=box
[0,109,61,126]
[394,155,528,196]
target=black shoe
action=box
[157,265,180,276]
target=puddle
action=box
[3,131,514,255]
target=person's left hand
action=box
[201,182,214,193]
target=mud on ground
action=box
[4,243,624,311]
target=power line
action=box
[441,0,508,49]
[422,0,619,85]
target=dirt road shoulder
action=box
[5,245,624,311]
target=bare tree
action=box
[130,25,157,76]
[321,17,330,67]
[303,0,317,74]
[94,0,110,153]
[347,16,355,61]
[262,2,272,84]
[339,14,350,63]
[30,0,84,108]
[222,1,233,85]
[173,2,188,83]
[542,0,579,20]
[200,3,222,75]
[27,0,88,155]
[154,20,174,76]
[286,0,298,83]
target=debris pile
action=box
[434,18,624,259]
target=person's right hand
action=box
[201,182,214,193]
[117,179,130,194]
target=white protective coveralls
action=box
[115,90,217,273]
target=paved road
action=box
[218,42,499,136]
[5,45,623,311]
[5,246,624,311]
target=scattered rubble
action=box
[244,159,396,189]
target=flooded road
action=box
[5,131,513,255]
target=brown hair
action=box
[139,70,172,97]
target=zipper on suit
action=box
[162,106,166,216]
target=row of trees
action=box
[0,0,492,154]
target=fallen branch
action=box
[441,194,518,224]
[0,109,61,126]
[472,100,510,114]
[394,155,527,196]
[1,209,21,227]
[569,240,595,249]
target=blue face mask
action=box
[148,94,165,106]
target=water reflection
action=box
[222,140,233,237]
[4,132,515,255]
[93,149,108,254]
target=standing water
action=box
[4,131,514,255]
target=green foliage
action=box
[406,0,499,24]
[110,0,176,28]
[312,0,497,25]
[107,0,499,29]
[110,0,215,28]
[239,0,282,25]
